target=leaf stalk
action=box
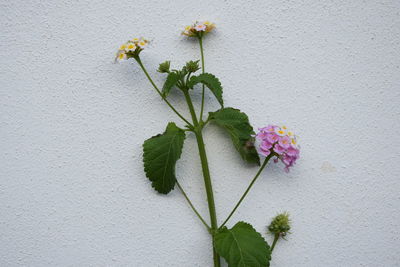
[176,181,211,230]
[220,153,274,228]
[134,56,193,127]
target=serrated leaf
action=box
[215,222,271,267]
[188,73,223,106]
[142,122,185,194]
[162,72,180,97]
[209,108,260,165]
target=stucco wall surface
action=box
[1,0,400,266]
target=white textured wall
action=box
[1,0,400,266]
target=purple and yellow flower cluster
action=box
[256,125,300,172]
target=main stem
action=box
[220,153,274,228]
[183,90,220,267]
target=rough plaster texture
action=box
[1,0,400,266]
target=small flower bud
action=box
[185,60,200,73]
[268,212,291,236]
[158,61,171,73]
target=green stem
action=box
[195,132,220,267]
[176,181,211,230]
[220,154,274,228]
[134,57,193,127]
[198,37,206,121]
[183,90,199,125]
[183,90,220,267]
[270,233,280,253]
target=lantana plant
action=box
[115,21,300,267]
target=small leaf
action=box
[209,108,260,165]
[188,73,223,106]
[142,122,185,194]
[215,222,271,267]
[162,72,180,97]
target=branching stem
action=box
[176,180,211,230]
[220,153,274,228]
[135,56,193,127]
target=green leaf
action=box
[142,122,185,194]
[188,73,223,106]
[215,222,271,267]
[209,108,260,165]
[162,72,180,97]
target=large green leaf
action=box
[188,73,223,106]
[142,122,185,194]
[215,222,271,267]
[209,108,260,165]
[162,72,180,97]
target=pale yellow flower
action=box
[138,40,147,48]
[275,127,287,137]
[116,51,127,62]
[125,42,137,52]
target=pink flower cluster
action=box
[256,125,300,172]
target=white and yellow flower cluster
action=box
[182,21,216,37]
[115,37,149,62]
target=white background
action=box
[1,0,400,266]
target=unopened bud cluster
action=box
[184,60,200,73]
[157,61,171,73]
[268,212,291,236]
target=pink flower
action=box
[259,125,275,133]
[260,140,273,150]
[273,144,285,154]
[258,140,273,157]
[286,146,299,157]
[266,133,279,143]
[256,131,268,140]
[255,124,300,172]
[278,136,291,149]
[282,155,294,166]
[260,149,271,157]
[195,24,206,31]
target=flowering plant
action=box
[115,21,300,267]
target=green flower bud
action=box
[185,60,200,73]
[268,212,291,236]
[158,61,171,73]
